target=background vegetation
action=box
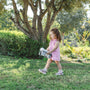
[0,0,90,90]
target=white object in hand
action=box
[39,47,52,58]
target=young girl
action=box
[38,28,63,75]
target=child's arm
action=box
[47,41,59,54]
[46,41,51,51]
[46,46,50,51]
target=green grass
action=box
[0,55,90,90]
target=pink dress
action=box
[48,39,60,61]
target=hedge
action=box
[0,30,49,58]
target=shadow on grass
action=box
[0,55,90,71]
[0,55,90,90]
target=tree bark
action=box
[43,8,51,42]
[37,16,43,42]
[62,32,64,46]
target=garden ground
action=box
[0,55,90,90]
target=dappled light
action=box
[0,55,90,89]
[0,0,90,89]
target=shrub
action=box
[68,53,77,59]
[0,30,49,58]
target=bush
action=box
[60,45,72,55]
[68,53,77,59]
[60,45,90,59]
[0,30,49,58]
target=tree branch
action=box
[40,0,55,19]
[12,0,19,23]
[22,1,32,30]
[56,0,65,13]
[40,9,48,19]
[43,7,51,40]
[38,0,42,14]
[22,0,38,40]
[28,0,35,11]
[43,0,64,41]
[50,0,64,26]
[10,17,35,39]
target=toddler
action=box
[38,28,63,75]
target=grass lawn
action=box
[0,55,90,90]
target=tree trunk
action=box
[11,0,64,43]
[62,32,64,46]
[37,16,43,42]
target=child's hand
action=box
[46,48,49,51]
[47,51,52,54]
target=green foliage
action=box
[64,21,90,47]
[68,53,77,59]
[0,11,17,30]
[0,0,7,15]
[60,44,90,59]
[0,30,48,58]
[56,8,86,33]
[77,21,90,45]
[60,46,72,55]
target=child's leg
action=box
[44,58,53,70]
[38,58,53,74]
[55,61,62,71]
